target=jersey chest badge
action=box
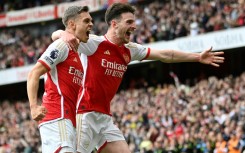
[123,54,130,63]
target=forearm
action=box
[27,73,40,108]
[148,49,200,63]
[171,50,200,63]
[51,30,64,41]
[148,47,224,67]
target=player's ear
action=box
[68,19,76,29]
[111,20,118,28]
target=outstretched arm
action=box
[147,47,224,67]
[27,63,48,121]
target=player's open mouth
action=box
[86,30,90,37]
[126,31,132,37]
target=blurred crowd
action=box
[0,0,76,13]
[112,72,245,153]
[1,1,245,153]
[0,72,245,153]
[1,0,245,69]
[0,29,51,69]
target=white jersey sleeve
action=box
[77,34,104,56]
[125,42,150,61]
[39,39,69,70]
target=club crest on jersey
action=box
[104,50,110,55]
[123,54,130,63]
[50,49,59,59]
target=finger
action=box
[66,42,72,50]
[76,38,80,44]
[72,46,77,52]
[208,46,213,51]
[71,40,76,46]
[71,41,77,52]
[74,39,79,52]
[214,57,225,60]
[213,58,224,63]
[218,59,224,63]
[35,113,45,121]
[213,51,224,55]
[213,59,224,63]
[40,106,47,111]
[42,109,47,114]
[33,116,42,121]
[76,45,79,52]
[211,63,219,67]
[205,46,212,53]
[34,118,40,122]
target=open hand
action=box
[61,31,80,52]
[199,47,224,67]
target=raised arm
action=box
[27,63,48,121]
[147,47,224,67]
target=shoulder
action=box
[49,39,69,52]
[44,39,69,59]
[51,39,68,49]
[125,42,139,49]
[89,34,103,39]
[80,34,105,48]
[88,34,105,42]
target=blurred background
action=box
[0,0,245,152]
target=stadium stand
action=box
[1,0,245,69]
[0,0,245,153]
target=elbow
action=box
[51,33,56,41]
[159,58,172,63]
[51,30,63,41]
[27,69,41,83]
[51,31,58,41]
[27,70,34,83]
[162,59,172,63]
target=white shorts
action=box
[76,112,125,153]
[39,119,76,153]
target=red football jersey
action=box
[38,39,83,127]
[76,35,150,115]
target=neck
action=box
[66,29,77,39]
[66,29,74,34]
[105,28,123,46]
[66,29,80,42]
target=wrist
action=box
[197,54,201,62]
[30,104,38,109]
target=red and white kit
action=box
[39,39,83,127]
[76,35,150,152]
[38,39,83,153]
[77,35,150,115]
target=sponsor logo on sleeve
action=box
[50,49,59,59]
[43,49,59,65]
[44,56,54,65]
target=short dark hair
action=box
[62,6,89,27]
[105,3,135,26]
